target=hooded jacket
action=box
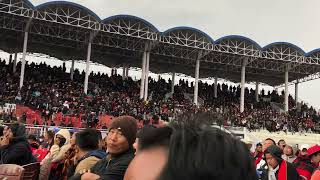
[282,144,298,163]
[0,124,36,165]
[260,145,300,180]
[39,129,71,180]
[51,129,71,163]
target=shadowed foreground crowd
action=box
[1,113,320,180]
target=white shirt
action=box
[268,165,279,180]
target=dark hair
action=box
[256,143,262,147]
[96,130,102,140]
[159,112,258,180]
[265,138,276,145]
[75,129,100,151]
[0,126,4,137]
[277,139,285,146]
[27,134,38,142]
[46,129,55,140]
[138,126,172,151]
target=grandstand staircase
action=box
[183,93,204,106]
[270,102,285,113]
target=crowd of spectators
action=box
[0,58,320,133]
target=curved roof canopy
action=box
[163,26,215,44]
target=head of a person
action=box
[134,125,157,154]
[44,129,55,142]
[55,129,70,147]
[125,112,257,180]
[107,116,137,155]
[256,143,262,153]
[124,126,172,180]
[27,134,39,148]
[262,138,276,152]
[308,145,320,165]
[277,139,286,151]
[6,123,26,140]
[284,144,297,157]
[300,144,309,156]
[264,145,283,169]
[75,129,100,154]
[70,132,77,146]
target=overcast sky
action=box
[7,0,320,108]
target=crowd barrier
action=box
[23,124,108,138]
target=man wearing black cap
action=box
[260,145,300,180]
[71,116,137,180]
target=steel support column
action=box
[284,70,289,112]
[171,72,175,94]
[214,77,218,98]
[255,82,259,102]
[70,59,75,80]
[194,59,200,105]
[140,52,147,99]
[122,67,126,80]
[13,52,17,73]
[144,51,150,101]
[295,81,299,106]
[125,66,129,79]
[84,40,92,94]
[19,32,29,89]
[240,61,247,113]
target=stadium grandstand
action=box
[1,0,320,180]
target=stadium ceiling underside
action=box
[1,0,320,87]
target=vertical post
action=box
[9,54,12,63]
[122,66,126,80]
[125,66,129,79]
[171,72,175,94]
[84,36,92,94]
[255,82,259,102]
[144,52,150,101]
[19,32,29,89]
[284,70,289,112]
[158,74,161,81]
[214,77,218,98]
[194,59,200,105]
[13,52,17,73]
[70,59,75,80]
[140,52,146,99]
[295,81,299,106]
[240,60,246,113]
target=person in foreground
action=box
[67,129,106,179]
[124,112,258,180]
[0,123,36,165]
[72,116,137,180]
[260,145,300,180]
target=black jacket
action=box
[260,161,300,180]
[0,137,36,166]
[70,149,134,180]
